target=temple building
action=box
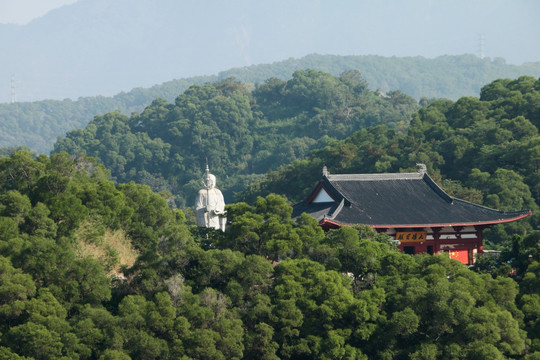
[292,165,532,265]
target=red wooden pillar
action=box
[475,226,484,254]
[432,227,440,253]
[468,249,474,265]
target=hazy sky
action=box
[0,0,77,24]
[1,0,539,64]
[1,0,539,103]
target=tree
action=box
[0,150,45,195]
[222,194,301,260]
[0,256,35,327]
[370,254,527,359]
[270,258,373,359]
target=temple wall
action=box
[381,225,483,265]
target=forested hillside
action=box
[2,54,540,154]
[51,74,540,244]
[3,71,540,358]
[240,75,540,246]
[0,76,215,155]
[221,54,540,100]
[0,150,539,359]
[53,70,418,206]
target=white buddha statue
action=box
[195,165,227,231]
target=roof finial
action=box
[203,159,211,186]
[322,165,329,177]
[416,163,427,175]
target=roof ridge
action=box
[327,172,422,181]
[422,174,453,204]
[326,198,345,220]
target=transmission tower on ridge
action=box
[478,34,486,59]
[10,74,17,103]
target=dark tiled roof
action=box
[292,171,532,228]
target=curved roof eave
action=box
[365,211,532,229]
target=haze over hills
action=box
[1,0,539,103]
[2,54,540,155]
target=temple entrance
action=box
[403,246,415,255]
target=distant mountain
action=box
[220,54,540,100]
[0,75,216,155]
[2,0,540,103]
[0,0,260,102]
[2,53,540,154]
[2,0,326,102]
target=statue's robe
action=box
[195,187,226,230]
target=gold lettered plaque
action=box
[395,231,427,242]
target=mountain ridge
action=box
[2,0,540,103]
[2,54,540,154]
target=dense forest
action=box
[2,54,540,154]
[1,68,540,358]
[0,76,215,155]
[51,73,540,246]
[240,75,540,246]
[0,150,539,359]
[221,54,540,100]
[52,69,419,206]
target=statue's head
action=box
[204,173,216,189]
